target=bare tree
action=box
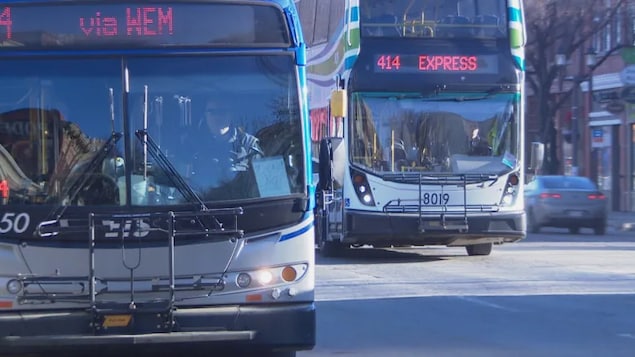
[525,0,629,174]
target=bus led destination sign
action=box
[374,54,498,74]
[0,3,287,48]
[1,6,174,41]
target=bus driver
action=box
[201,97,263,171]
[189,96,263,191]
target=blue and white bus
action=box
[0,1,314,355]
[297,0,527,256]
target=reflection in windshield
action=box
[350,92,519,175]
[361,0,507,38]
[0,56,303,207]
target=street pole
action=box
[586,47,596,183]
[555,53,568,175]
[571,82,579,176]
[586,72,593,180]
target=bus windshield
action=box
[361,0,507,38]
[0,55,303,206]
[350,92,519,175]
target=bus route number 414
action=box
[376,55,401,71]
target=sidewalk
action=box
[607,211,635,232]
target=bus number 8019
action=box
[422,193,450,205]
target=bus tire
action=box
[248,349,296,357]
[465,243,492,256]
[319,238,346,257]
[527,209,540,233]
[320,241,343,257]
[318,138,332,190]
[593,224,606,235]
[266,350,296,357]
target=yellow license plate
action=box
[103,314,132,328]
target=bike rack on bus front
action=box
[24,208,243,334]
[86,209,243,334]
[382,173,501,233]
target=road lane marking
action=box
[455,296,519,312]
[617,333,635,340]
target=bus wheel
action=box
[594,224,606,235]
[528,209,541,233]
[267,350,296,357]
[466,243,492,256]
[249,349,296,357]
[320,238,346,257]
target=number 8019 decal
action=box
[0,212,30,234]
[422,193,451,205]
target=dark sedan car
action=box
[525,175,607,235]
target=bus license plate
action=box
[103,314,132,328]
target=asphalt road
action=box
[302,229,635,356]
[6,229,633,357]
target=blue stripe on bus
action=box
[279,222,313,242]
[345,55,357,70]
[508,8,522,22]
[350,7,359,22]
[513,56,525,70]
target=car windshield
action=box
[349,92,519,175]
[0,56,303,206]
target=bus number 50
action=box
[0,212,30,234]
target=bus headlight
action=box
[500,173,520,206]
[501,193,514,205]
[233,264,307,289]
[236,273,252,288]
[256,270,273,285]
[350,168,375,206]
[6,279,23,295]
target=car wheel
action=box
[466,243,492,256]
[568,226,580,234]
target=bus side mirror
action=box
[317,137,346,191]
[330,137,346,187]
[329,89,347,118]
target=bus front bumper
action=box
[343,210,526,246]
[0,302,315,354]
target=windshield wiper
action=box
[36,132,123,237]
[135,130,231,234]
[135,129,208,212]
[425,86,506,102]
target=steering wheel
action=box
[75,173,120,205]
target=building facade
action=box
[541,2,635,212]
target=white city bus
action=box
[297,0,527,256]
[0,1,314,356]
